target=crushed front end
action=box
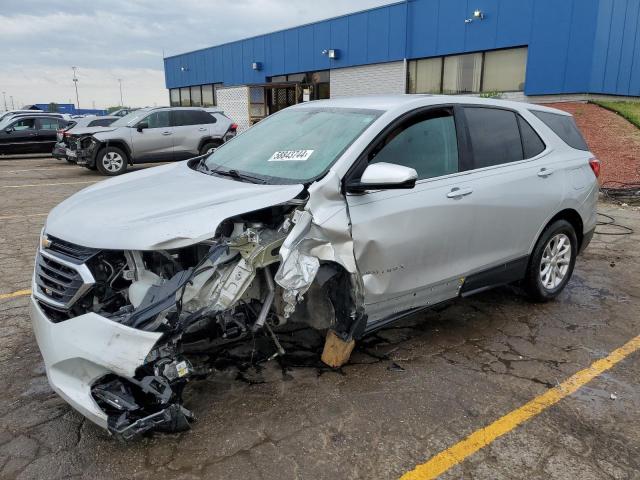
[31,194,362,441]
[65,134,100,166]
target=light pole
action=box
[1,92,6,111]
[118,79,124,106]
[9,96,14,109]
[72,66,80,110]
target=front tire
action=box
[96,147,128,176]
[523,219,577,302]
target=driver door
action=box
[0,118,39,155]
[346,106,476,325]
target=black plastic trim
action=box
[460,256,529,297]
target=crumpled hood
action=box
[45,161,304,250]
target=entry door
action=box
[268,87,297,115]
[131,110,173,162]
[346,107,475,324]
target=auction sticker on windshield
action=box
[268,150,314,162]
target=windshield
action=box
[109,110,149,127]
[202,107,381,184]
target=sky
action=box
[0,0,394,110]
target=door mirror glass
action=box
[4,127,14,133]
[346,162,417,193]
[136,121,149,132]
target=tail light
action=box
[589,157,601,178]
[229,123,238,132]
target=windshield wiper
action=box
[196,156,210,172]
[211,169,267,184]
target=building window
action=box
[190,86,202,106]
[408,57,442,94]
[482,47,527,93]
[180,87,190,106]
[169,89,180,106]
[408,47,528,95]
[443,53,483,94]
[202,85,214,106]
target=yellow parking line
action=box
[0,289,31,300]
[0,213,47,220]
[0,180,97,189]
[400,334,640,480]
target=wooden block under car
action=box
[321,329,355,368]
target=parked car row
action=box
[0,106,238,176]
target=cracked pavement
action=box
[1,156,639,479]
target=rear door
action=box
[452,106,564,290]
[36,117,66,152]
[0,117,39,154]
[171,110,216,159]
[130,110,173,162]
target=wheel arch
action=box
[197,136,223,153]
[536,208,584,253]
[94,140,132,165]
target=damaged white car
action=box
[31,95,598,440]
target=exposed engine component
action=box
[37,201,361,440]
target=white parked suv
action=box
[65,107,237,175]
[31,95,598,440]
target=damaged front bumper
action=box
[29,297,162,430]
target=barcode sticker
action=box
[268,150,314,162]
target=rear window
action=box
[464,107,523,168]
[88,118,115,127]
[531,110,589,151]
[172,110,215,126]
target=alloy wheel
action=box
[102,152,124,173]
[539,233,571,290]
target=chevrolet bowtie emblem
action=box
[41,235,52,249]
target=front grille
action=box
[34,250,94,310]
[47,235,99,264]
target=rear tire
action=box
[523,219,577,302]
[199,141,221,156]
[96,146,128,176]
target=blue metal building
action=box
[164,0,640,128]
[30,103,108,116]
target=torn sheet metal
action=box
[275,171,361,317]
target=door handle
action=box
[161,131,172,136]
[198,127,207,131]
[447,187,473,199]
[537,168,554,178]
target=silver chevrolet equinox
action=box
[31,95,598,440]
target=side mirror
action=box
[136,122,148,132]
[346,162,417,193]
[4,127,14,134]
